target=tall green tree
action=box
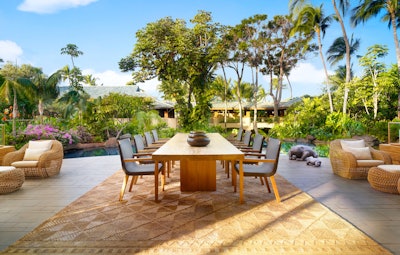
[291,4,334,113]
[358,44,389,119]
[0,63,35,136]
[326,35,360,113]
[32,71,61,123]
[120,11,223,130]
[61,44,83,69]
[261,15,313,122]
[351,0,400,117]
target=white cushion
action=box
[378,165,400,173]
[23,148,49,161]
[344,147,372,160]
[340,140,365,150]
[28,140,53,150]
[357,160,384,167]
[11,161,39,167]
[0,166,16,173]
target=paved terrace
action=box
[0,154,399,254]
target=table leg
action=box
[239,160,244,204]
[155,160,159,201]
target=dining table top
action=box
[151,133,244,160]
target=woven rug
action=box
[2,162,391,255]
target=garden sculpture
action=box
[288,145,318,161]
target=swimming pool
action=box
[64,147,119,158]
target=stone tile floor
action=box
[0,154,399,254]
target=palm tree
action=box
[33,71,61,123]
[326,35,360,113]
[61,44,83,68]
[0,77,34,136]
[291,4,334,113]
[351,0,400,117]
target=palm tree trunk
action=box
[389,11,400,118]
[12,88,18,137]
[332,0,351,114]
[317,32,334,113]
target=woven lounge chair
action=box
[3,140,64,178]
[329,139,392,179]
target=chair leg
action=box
[119,174,129,201]
[259,176,264,185]
[129,176,138,192]
[269,176,281,202]
[264,177,271,193]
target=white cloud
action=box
[290,62,326,84]
[18,0,98,14]
[0,40,23,62]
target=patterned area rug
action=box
[2,162,391,255]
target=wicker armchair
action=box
[329,139,392,179]
[3,140,64,178]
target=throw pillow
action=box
[28,140,53,150]
[340,140,365,151]
[343,147,372,160]
[23,148,49,161]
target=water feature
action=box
[64,147,119,158]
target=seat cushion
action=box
[357,160,384,167]
[0,166,16,173]
[12,161,39,167]
[377,165,400,173]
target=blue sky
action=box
[0,0,397,100]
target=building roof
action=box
[211,97,302,110]
[59,85,174,109]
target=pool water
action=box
[64,147,119,158]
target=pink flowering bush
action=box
[20,124,80,146]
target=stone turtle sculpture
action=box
[288,145,318,161]
[306,156,322,167]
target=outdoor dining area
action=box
[0,130,400,254]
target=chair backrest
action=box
[151,129,159,142]
[144,131,154,146]
[264,137,281,174]
[251,134,265,152]
[235,128,244,141]
[117,138,135,174]
[242,131,252,146]
[133,134,146,151]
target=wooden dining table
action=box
[152,133,245,203]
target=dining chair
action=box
[151,129,170,143]
[233,137,281,202]
[239,133,265,153]
[133,134,157,153]
[231,130,252,147]
[117,138,165,201]
[144,131,163,148]
[227,127,244,143]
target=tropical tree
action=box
[351,0,400,117]
[61,44,83,69]
[261,14,314,122]
[120,11,223,130]
[291,3,334,112]
[0,63,35,136]
[243,14,268,133]
[211,75,233,128]
[358,44,389,119]
[326,35,360,113]
[32,71,61,123]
